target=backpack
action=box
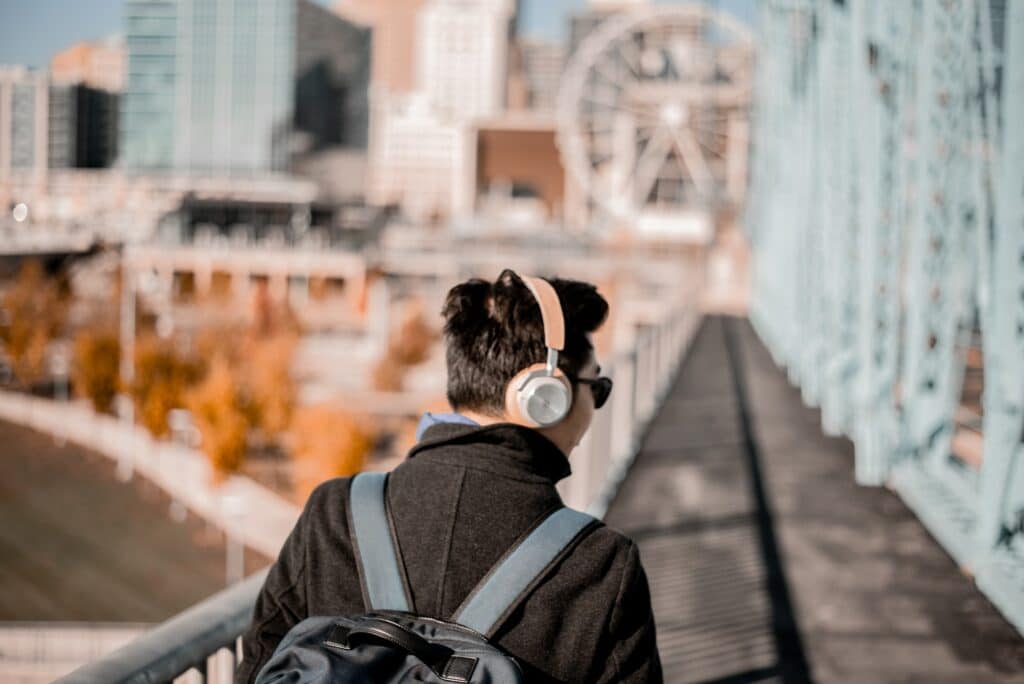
[254,471,597,683]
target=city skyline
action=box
[0,0,756,70]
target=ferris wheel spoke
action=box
[581,103,620,127]
[688,116,731,135]
[694,136,727,161]
[630,124,674,206]
[689,124,730,140]
[579,94,648,120]
[580,120,617,139]
[591,57,626,88]
[634,124,657,142]
[669,126,715,198]
[614,38,644,79]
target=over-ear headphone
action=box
[503,273,574,428]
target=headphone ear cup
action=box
[504,368,530,425]
[506,364,573,427]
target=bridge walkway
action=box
[604,317,1024,683]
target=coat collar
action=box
[415,411,479,441]
[408,421,572,484]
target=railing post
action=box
[613,353,636,464]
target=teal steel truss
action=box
[747,0,1024,634]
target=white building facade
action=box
[369,94,474,220]
[416,0,513,121]
[368,0,513,221]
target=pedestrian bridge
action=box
[54,317,1024,683]
[54,0,1024,681]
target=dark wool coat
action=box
[236,422,662,683]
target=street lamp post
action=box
[167,408,196,523]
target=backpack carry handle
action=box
[326,617,479,683]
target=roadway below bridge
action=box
[605,317,1024,683]
[0,418,269,623]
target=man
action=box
[236,269,662,683]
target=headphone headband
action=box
[519,275,565,352]
[505,271,572,427]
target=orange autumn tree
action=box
[245,332,298,439]
[289,405,374,502]
[186,355,249,479]
[72,327,120,413]
[243,282,299,439]
[0,260,69,388]
[130,334,203,437]
[370,358,406,392]
[370,299,438,392]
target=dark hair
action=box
[441,269,609,416]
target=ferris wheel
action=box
[556,4,754,233]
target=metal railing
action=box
[561,303,701,517]
[0,622,149,683]
[57,571,267,684]
[57,298,701,683]
[747,0,1024,636]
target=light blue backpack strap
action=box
[347,472,412,612]
[452,507,597,637]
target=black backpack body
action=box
[254,471,597,683]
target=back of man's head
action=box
[441,269,609,417]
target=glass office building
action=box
[121,0,370,173]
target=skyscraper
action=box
[0,68,48,175]
[51,37,126,93]
[51,38,124,169]
[0,67,118,177]
[121,0,371,174]
[417,0,514,122]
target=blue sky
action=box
[0,0,756,69]
[519,0,757,43]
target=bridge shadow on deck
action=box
[606,317,808,683]
[604,317,1024,683]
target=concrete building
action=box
[46,85,77,170]
[121,0,371,174]
[0,68,48,179]
[50,37,126,93]
[73,86,120,169]
[517,39,565,112]
[0,170,320,245]
[0,67,119,190]
[332,0,427,96]
[369,94,474,221]
[417,0,514,122]
[475,113,565,219]
[365,0,520,220]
